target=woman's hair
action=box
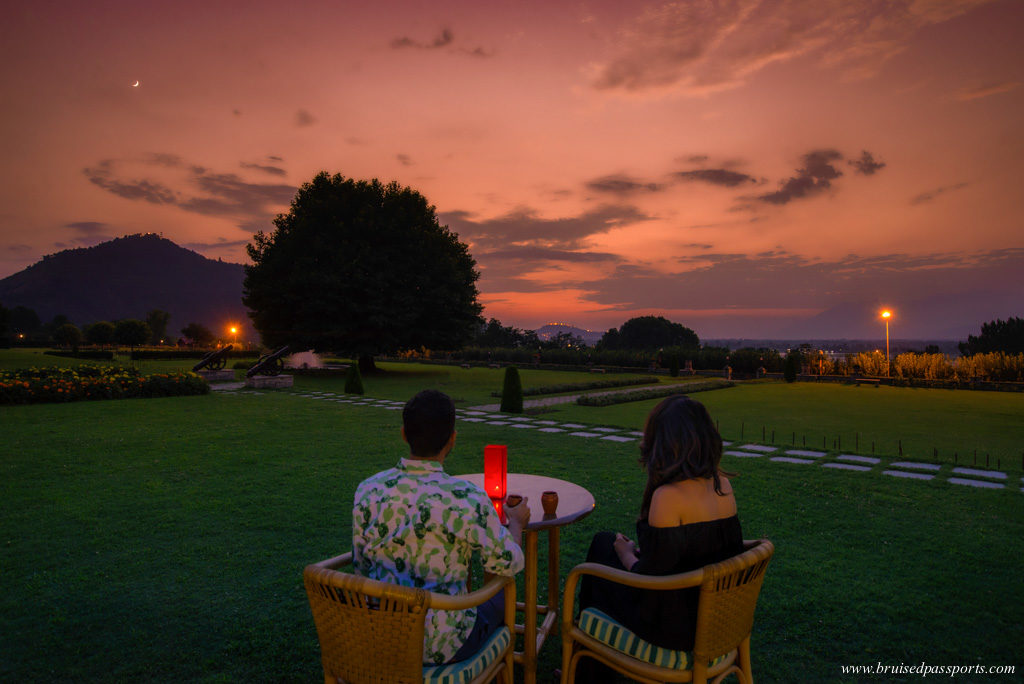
[638,394,730,518]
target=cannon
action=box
[192,344,234,372]
[246,345,290,378]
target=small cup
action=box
[506,494,523,508]
[541,491,558,516]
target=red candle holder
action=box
[484,444,507,522]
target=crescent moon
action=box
[132,80,140,87]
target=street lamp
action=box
[230,326,238,345]
[881,310,892,376]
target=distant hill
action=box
[0,234,248,338]
[535,322,604,344]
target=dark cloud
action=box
[396,154,414,167]
[849,150,886,175]
[295,109,317,127]
[482,246,623,263]
[179,172,296,217]
[910,182,968,205]
[65,221,108,234]
[391,28,453,50]
[758,149,844,204]
[441,204,651,250]
[241,161,286,176]
[6,244,33,253]
[84,165,178,205]
[681,155,709,164]
[674,169,757,187]
[62,221,113,247]
[181,238,252,251]
[585,174,664,195]
[267,155,283,162]
[82,159,296,224]
[462,46,494,58]
[146,153,184,167]
[233,108,242,116]
[573,248,1024,317]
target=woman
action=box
[577,395,744,677]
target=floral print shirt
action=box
[352,457,525,664]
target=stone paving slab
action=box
[890,461,941,471]
[538,427,565,433]
[949,477,1004,489]
[592,427,621,433]
[725,450,763,458]
[739,444,778,453]
[463,411,488,416]
[602,435,635,442]
[823,463,872,472]
[510,423,536,429]
[951,467,1006,480]
[507,417,534,422]
[561,423,587,429]
[570,432,602,438]
[211,382,246,391]
[534,420,558,425]
[883,470,934,480]
[838,455,881,465]
[785,449,826,458]
[459,417,487,423]
[486,421,511,426]
[771,456,815,465]
[630,431,645,437]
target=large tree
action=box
[146,309,171,345]
[114,319,151,352]
[244,172,482,371]
[959,317,1024,356]
[605,315,699,350]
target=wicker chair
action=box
[304,553,516,684]
[560,539,774,684]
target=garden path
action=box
[217,388,1021,494]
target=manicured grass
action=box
[2,369,1022,682]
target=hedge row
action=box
[130,349,254,360]
[490,376,660,398]
[43,350,115,360]
[0,365,209,405]
[576,379,734,406]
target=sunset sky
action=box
[2,0,1022,339]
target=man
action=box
[352,389,531,665]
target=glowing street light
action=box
[881,310,892,376]
[229,326,238,344]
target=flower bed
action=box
[0,365,209,405]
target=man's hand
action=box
[505,496,530,547]
[613,533,639,569]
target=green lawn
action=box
[1,360,1023,681]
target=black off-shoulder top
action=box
[581,515,744,651]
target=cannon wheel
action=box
[209,357,227,371]
[263,357,285,376]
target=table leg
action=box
[522,529,539,684]
[547,527,560,617]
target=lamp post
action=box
[881,310,892,376]
[230,326,238,345]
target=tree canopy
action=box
[53,323,82,349]
[181,322,215,347]
[146,309,171,345]
[85,321,115,346]
[599,315,699,350]
[114,319,151,350]
[959,317,1024,356]
[243,173,482,362]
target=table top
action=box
[458,473,595,530]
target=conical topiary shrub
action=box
[783,350,801,383]
[500,366,523,413]
[345,362,364,394]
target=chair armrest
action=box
[561,562,705,633]
[430,573,515,611]
[309,552,353,572]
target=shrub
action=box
[500,366,523,413]
[783,351,801,383]
[489,376,659,398]
[669,355,680,377]
[576,379,733,406]
[344,363,364,394]
[44,350,115,360]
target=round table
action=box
[459,473,595,684]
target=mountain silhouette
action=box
[0,234,249,338]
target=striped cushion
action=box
[578,609,732,671]
[423,625,511,684]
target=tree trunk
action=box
[358,354,377,374]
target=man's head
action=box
[402,389,456,459]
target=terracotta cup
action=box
[506,494,523,508]
[541,490,558,516]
